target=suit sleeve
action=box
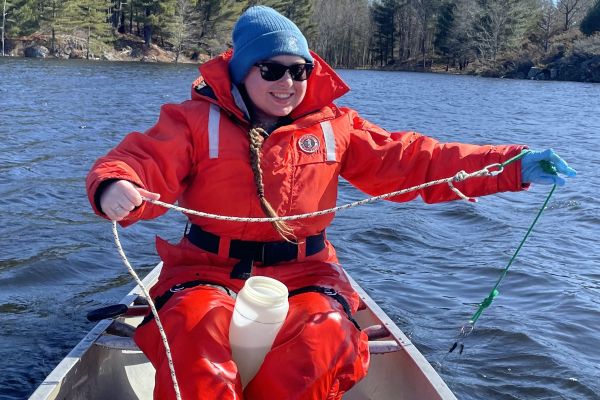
[340,110,527,203]
[86,103,198,225]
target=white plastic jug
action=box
[229,276,289,388]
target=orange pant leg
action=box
[244,292,370,400]
[134,286,243,400]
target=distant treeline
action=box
[2,0,600,70]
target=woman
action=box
[86,6,575,400]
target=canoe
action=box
[29,263,457,400]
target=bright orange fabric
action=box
[86,50,526,239]
[135,290,369,400]
[134,242,369,400]
[87,50,527,399]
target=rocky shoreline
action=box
[4,34,599,83]
[381,54,600,83]
[493,56,600,83]
[4,34,207,64]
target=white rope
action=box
[110,161,504,400]
[112,222,182,400]
[143,163,504,220]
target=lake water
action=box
[1,58,599,400]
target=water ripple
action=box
[2,58,598,399]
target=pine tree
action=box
[272,0,313,38]
[371,0,399,66]
[193,0,244,55]
[60,0,111,58]
[110,0,128,32]
[39,0,66,53]
[140,0,157,44]
[580,0,600,34]
[434,1,456,69]
[12,0,42,35]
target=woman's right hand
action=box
[100,180,160,221]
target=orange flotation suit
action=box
[86,50,526,399]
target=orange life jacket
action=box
[87,49,526,242]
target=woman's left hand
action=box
[521,149,577,186]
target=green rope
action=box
[500,148,531,169]
[468,183,556,325]
[448,149,557,354]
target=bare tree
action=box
[311,0,372,67]
[557,0,583,30]
[413,0,440,70]
[467,0,535,64]
[538,0,560,53]
[2,0,7,56]
[169,0,198,62]
[448,0,479,69]
[396,2,413,62]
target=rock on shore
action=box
[5,33,207,64]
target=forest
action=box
[2,0,600,81]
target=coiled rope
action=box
[111,150,531,399]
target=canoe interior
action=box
[29,265,456,400]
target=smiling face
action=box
[243,55,308,124]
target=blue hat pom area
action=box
[229,6,314,84]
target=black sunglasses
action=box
[253,62,314,82]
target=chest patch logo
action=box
[298,134,320,154]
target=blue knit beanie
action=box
[229,6,313,84]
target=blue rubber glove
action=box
[521,149,577,186]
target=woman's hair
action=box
[248,127,295,242]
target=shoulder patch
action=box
[298,134,320,154]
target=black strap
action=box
[186,225,326,280]
[288,286,361,330]
[139,282,360,331]
[138,280,230,327]
[230,258,254,281]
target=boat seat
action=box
[94,322,401,354]
[94,335,401,354]
[363,324,389,340]
[363,324,401,354]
